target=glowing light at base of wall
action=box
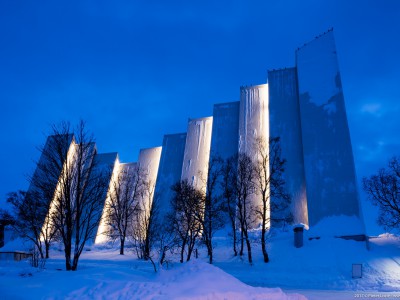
[41,140,78,242]
[94,158,121,244]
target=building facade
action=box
[29,30,364,243]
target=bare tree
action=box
[253,137,290,263]
[156,227,178,267]
[169,180,203,263]
[139,191,177,272]
[221,156,238,256]
[5,190,54,259]
[235,153,256,264]
[106,164,143,255]
[14,130,75,259]
[147,227,178,272]
[142,182,157,260]
[43,121,108,271]
[131,179,158,260]
[7,129,73,259]
[363,156,400,231]
[0,207,14,237]
[147,192,180,271]
[198,155,225,264]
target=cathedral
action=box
[31,30,364,242]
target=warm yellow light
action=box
[94,157,121,244]
[41,140,78,242]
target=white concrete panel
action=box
[181,117,213,192]
[239,84,269,156]
[138,147,162,187]
[238,84,269,227]
[94,154,120,244]
[138,147,162,215]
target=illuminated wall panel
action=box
[239,84,269,155]
[40,137,77,241]
[93,153,119,244]
[181,117,213,192]
[238,84,269,227]
[138,147,162,187]
[138,147,162,213]
[28,134,74,220]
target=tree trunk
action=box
[261,227,269,263]
[244,231,252,265]
[231,219,237,256]
[240,230,244,256]
[38,244,45,260]
[232,230,237,256]
[71,254,79,271]
[206,237,213,264]
[180,242,186,263]
[144,236,150,261]
[187,238,194,262]
[65,243,72,271]
[246,238,252,265]
[120,238,125,255]
[45,242,50,259]
[206,240,211,257]
[160,246,167,265]
[207,216,212,259]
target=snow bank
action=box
[306,215,365,237]
[0,237,31,252]
[154,260,306,300]
[0,249,306,300]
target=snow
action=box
[0,249,304,300]
[306,215,365,237]
[155,260,304,300]
[0,236,30,253]
[1,216,400,299]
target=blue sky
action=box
[0,0,399,233]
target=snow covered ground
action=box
[0,249,305,300]
[1,217,400,299]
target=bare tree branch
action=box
[363,156,400,231]
[253,137,290,263]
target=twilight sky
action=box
[0,1,399,232]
